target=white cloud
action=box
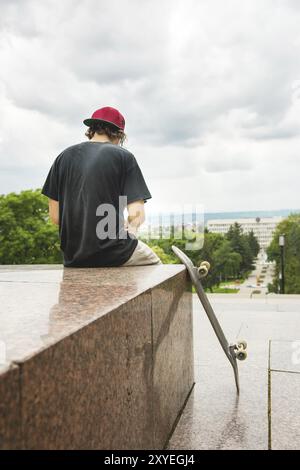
[0,0,299,212]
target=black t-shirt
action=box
[42,141,152,267]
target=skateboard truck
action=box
[232,340,247,361]
[172,245,248,394]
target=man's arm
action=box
[49,198,59,225]
[126,199,145,235]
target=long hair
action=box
[85,121,127,147]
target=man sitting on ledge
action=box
[42,106,161,267]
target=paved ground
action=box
[167,293,300,450]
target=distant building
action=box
[206,216,283,250]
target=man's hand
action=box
[49,198,59,225]
[126,200,145,235]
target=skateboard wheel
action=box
[200,261,210,270]
[236,350,247,361]
[237,340,247,350]
[198,266,208,278]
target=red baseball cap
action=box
[83,106,125,131]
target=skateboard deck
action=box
[172,245,247,394]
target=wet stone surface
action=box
[167,294,300,450]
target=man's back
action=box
[42,141,151,267]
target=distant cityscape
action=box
[144,208,298,227]
[142,208,299,252]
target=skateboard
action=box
[172,245,247,394]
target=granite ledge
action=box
[0,264,188,366]
[0,264,193,450]
[0,364,21,450]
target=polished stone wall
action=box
[152,273,193,448]
[0,365,21,450]
[0,265,193,449]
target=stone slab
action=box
[19,293,153,450]
[168,365,268,450]
[152,271,194,448]
[0,264,193,449]
[168,293,300,450]
[0,265,185,363]
[270,340,300,373]
[271,371,300,450]
[0,364,21,450]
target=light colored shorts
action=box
[122,240,162,266]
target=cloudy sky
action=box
[0,0,300,213]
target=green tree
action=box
[191,232,225,291]
[142,227,204,265]
[150,245,177,264]
[246,230,260,258]
[267,214,300,294]
[0,189,62,264]
[226,222,253,275]
[213,239,242,281]
[143,227,250,291]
